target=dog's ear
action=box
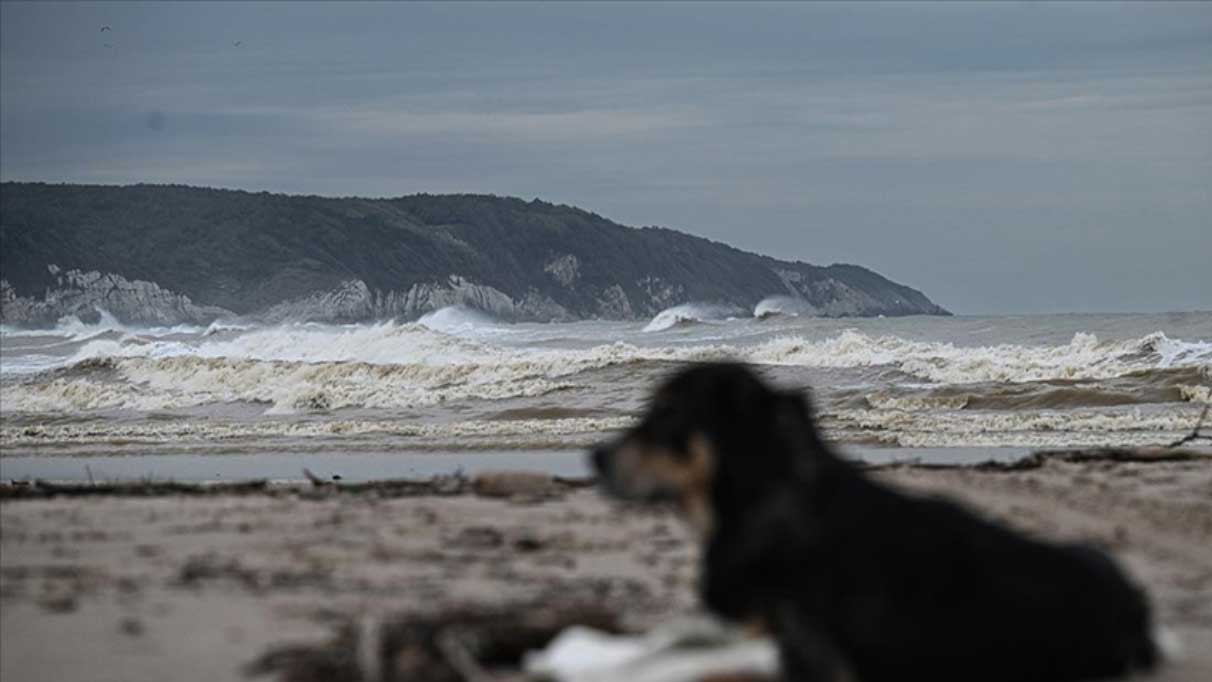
[776,388,812,428]
[776,388,827,454]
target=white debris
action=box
[523,615,779,682]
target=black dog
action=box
[591,362,1158,682]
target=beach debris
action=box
[0,474,474,500]
[37,593,78,613]
[1168,405,1211,448]
[177,553,332,592]
[512,534,545,553]
[472,471,561,500]
[119,616,145,637]
[248,599,776,682]
[524,615,778,682]
[302,468,334,488]
[0,479,272,499]
[866,445,1209,474]
[451,526,504,550]
[246,601,620,682]
[244,622,362,682]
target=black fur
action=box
[592,362,1158,682]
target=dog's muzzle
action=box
[590,445,611,478]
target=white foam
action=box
[0,415,631,447]
[4,320,1209,415]
[33,321,1212,386]
[5,403,1195,450]
[1,310,208,343]
[824,405,1204,448]
[1149,332,1212,368]
[746,330,1212,384]
[864,393,971,411]
[0,354,66,377]
[0,309,125,340]
[1178,384,1212,404]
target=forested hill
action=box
[0,182,948,326]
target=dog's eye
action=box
[643,416,689,450]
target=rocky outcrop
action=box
[1,268,231,327]
[257,276,576,324]
[543,254,580,288]
[0,183,949,326]
[595,284,635,320]
[260,279,376,324]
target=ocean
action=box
[2,305,1209,481]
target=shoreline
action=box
[1,445,1203,492]
[2,450,1211,681]
[0,445,1051,485]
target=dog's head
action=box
[591,362,824,536]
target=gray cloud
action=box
[2,1,1210,313]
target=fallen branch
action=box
[1168,405,1211,448]
[302,468,333,488]
[435,628,495,682]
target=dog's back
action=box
[789,467,1154,680]
[717,428,1158,682]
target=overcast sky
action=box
[2,2,1209,314]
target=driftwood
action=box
[0,479,272,500]
[245,602,621,682]
[0,472,595,501]
[1168,405,1211,448]
[302,468,336,488]
[865,445,1208,474]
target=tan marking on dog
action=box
[607,442,683,499]
[740,617,770,638]
[680,433,717,539]
[609,432,718,538]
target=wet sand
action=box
[2,452,1210,681]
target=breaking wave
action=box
[0,309,207,341]
[745,330,1212,384]
[643,303,738,332]
[203,319,252,336]
[0,311,130,345]
[417,305,501,336]
[1,321,1208,415]
[753,296,814,319]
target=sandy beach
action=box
[2,450,1209,682]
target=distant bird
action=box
[100,25,111,32]
[233,40,242,47]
